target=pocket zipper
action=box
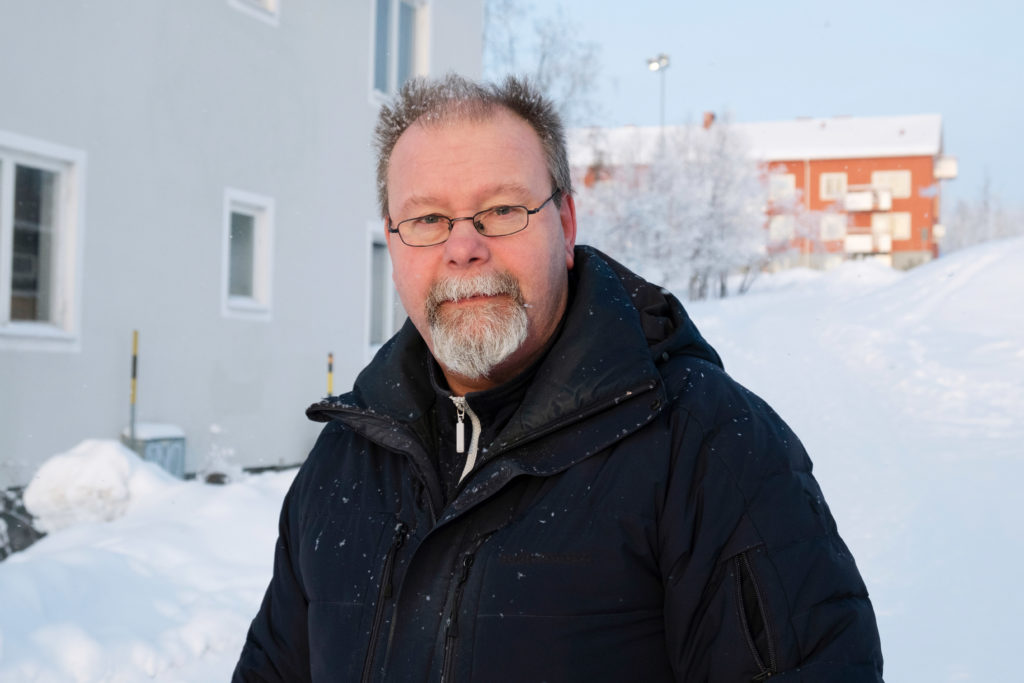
[734,550,778,680]
[360,521,409,683]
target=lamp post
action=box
[646,53,670,136]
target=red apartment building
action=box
[570,114,957,270]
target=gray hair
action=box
[373,73,573,218]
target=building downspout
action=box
[804,159,812,267]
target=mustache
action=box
[425,272,524,323]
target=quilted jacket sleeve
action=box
[232,480,312,683]
[659,365,883,681]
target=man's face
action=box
[385,108,577,394]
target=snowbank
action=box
[23,440,178,533]
[2,460,294,681]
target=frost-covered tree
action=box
[579,120,770,300]
[763,179,838,270]
[941,174,1024,252]
[483,0,603,127]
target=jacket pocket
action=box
[733,548,778,680]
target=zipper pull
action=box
[458,553,475,581]
[451,397,466,454]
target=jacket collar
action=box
[307,245,721,459]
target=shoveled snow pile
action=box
[23,440,178,533]
[1,453,294,681]
[0,236,1021,681]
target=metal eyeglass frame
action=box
[387,189,562,247]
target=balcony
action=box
[844,185,893,212]
[934,156,958,180]
[844,234,874,254]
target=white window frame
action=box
[819,172,847,201]
[227,0,280,26]
[366,222,406,357]
[871,170,912,199]
[0,130,86,352]
[222,188,274,321]
[370,0,430,100]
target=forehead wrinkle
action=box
[397,182,542,218]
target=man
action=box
[234,75,883,681]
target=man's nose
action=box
[443,217,489,266]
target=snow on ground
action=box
[0,446,294,682]
[1,237,1021,681]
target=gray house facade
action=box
[0,0,483,488]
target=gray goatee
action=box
[425,271,528,380]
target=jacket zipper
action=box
[734,550,778,680]
[361,521,409,683]
[450,396,482,483]
[440,534,491,683]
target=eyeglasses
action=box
[388,189,562,247]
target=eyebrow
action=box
[398,182,537,217]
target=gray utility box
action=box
[121,423,186,478]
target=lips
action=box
[426,272,523,326]
[444,292,503,305]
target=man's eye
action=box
[418,215,444,225]
[492,206,514,216]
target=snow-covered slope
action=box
[1,237,1021,681]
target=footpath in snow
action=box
[0,237,1021,682]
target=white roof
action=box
[568,114,944,168]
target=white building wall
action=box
[0,0,484,487]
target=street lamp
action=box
[646,53,670,134]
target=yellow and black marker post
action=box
[327,352,334,398]
[129,330,139,443]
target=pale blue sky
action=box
[554,0,1021,208]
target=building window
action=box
[819,172,847,201]
[228,0,279,26]
[768,173,796,202]
[369,231,406,347]
[871,170,912,199]
[373,0,426,95]
[890,212,912,240]
[222,189,274,320]
[819,213,847,241]
[1,132,84,349]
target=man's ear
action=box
[559,193,577,270]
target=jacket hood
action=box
[590,246,722,371]
[308,246,721,431]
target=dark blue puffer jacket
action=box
[234,246,883,682]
